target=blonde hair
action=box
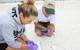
[27,0,35,5]
[18,2,38,17]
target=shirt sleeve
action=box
[49,15,55,24]
[1,23,21,48]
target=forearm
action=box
[6,42,28,50]
[35,23,45,30]
[19,34,28,42]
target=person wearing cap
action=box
[0,2,38,50]
[34,1,55,37]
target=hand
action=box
[19,43,28,50]
[48,31,53,37]
[17,37,26,44]
[17,34,28,43]
[20,34,28,42]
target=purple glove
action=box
[26,40,38,50]
[42,29,51,36]
[42,31,48,36]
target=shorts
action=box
[0,43,8,50]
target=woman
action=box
[0,2,38,50]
